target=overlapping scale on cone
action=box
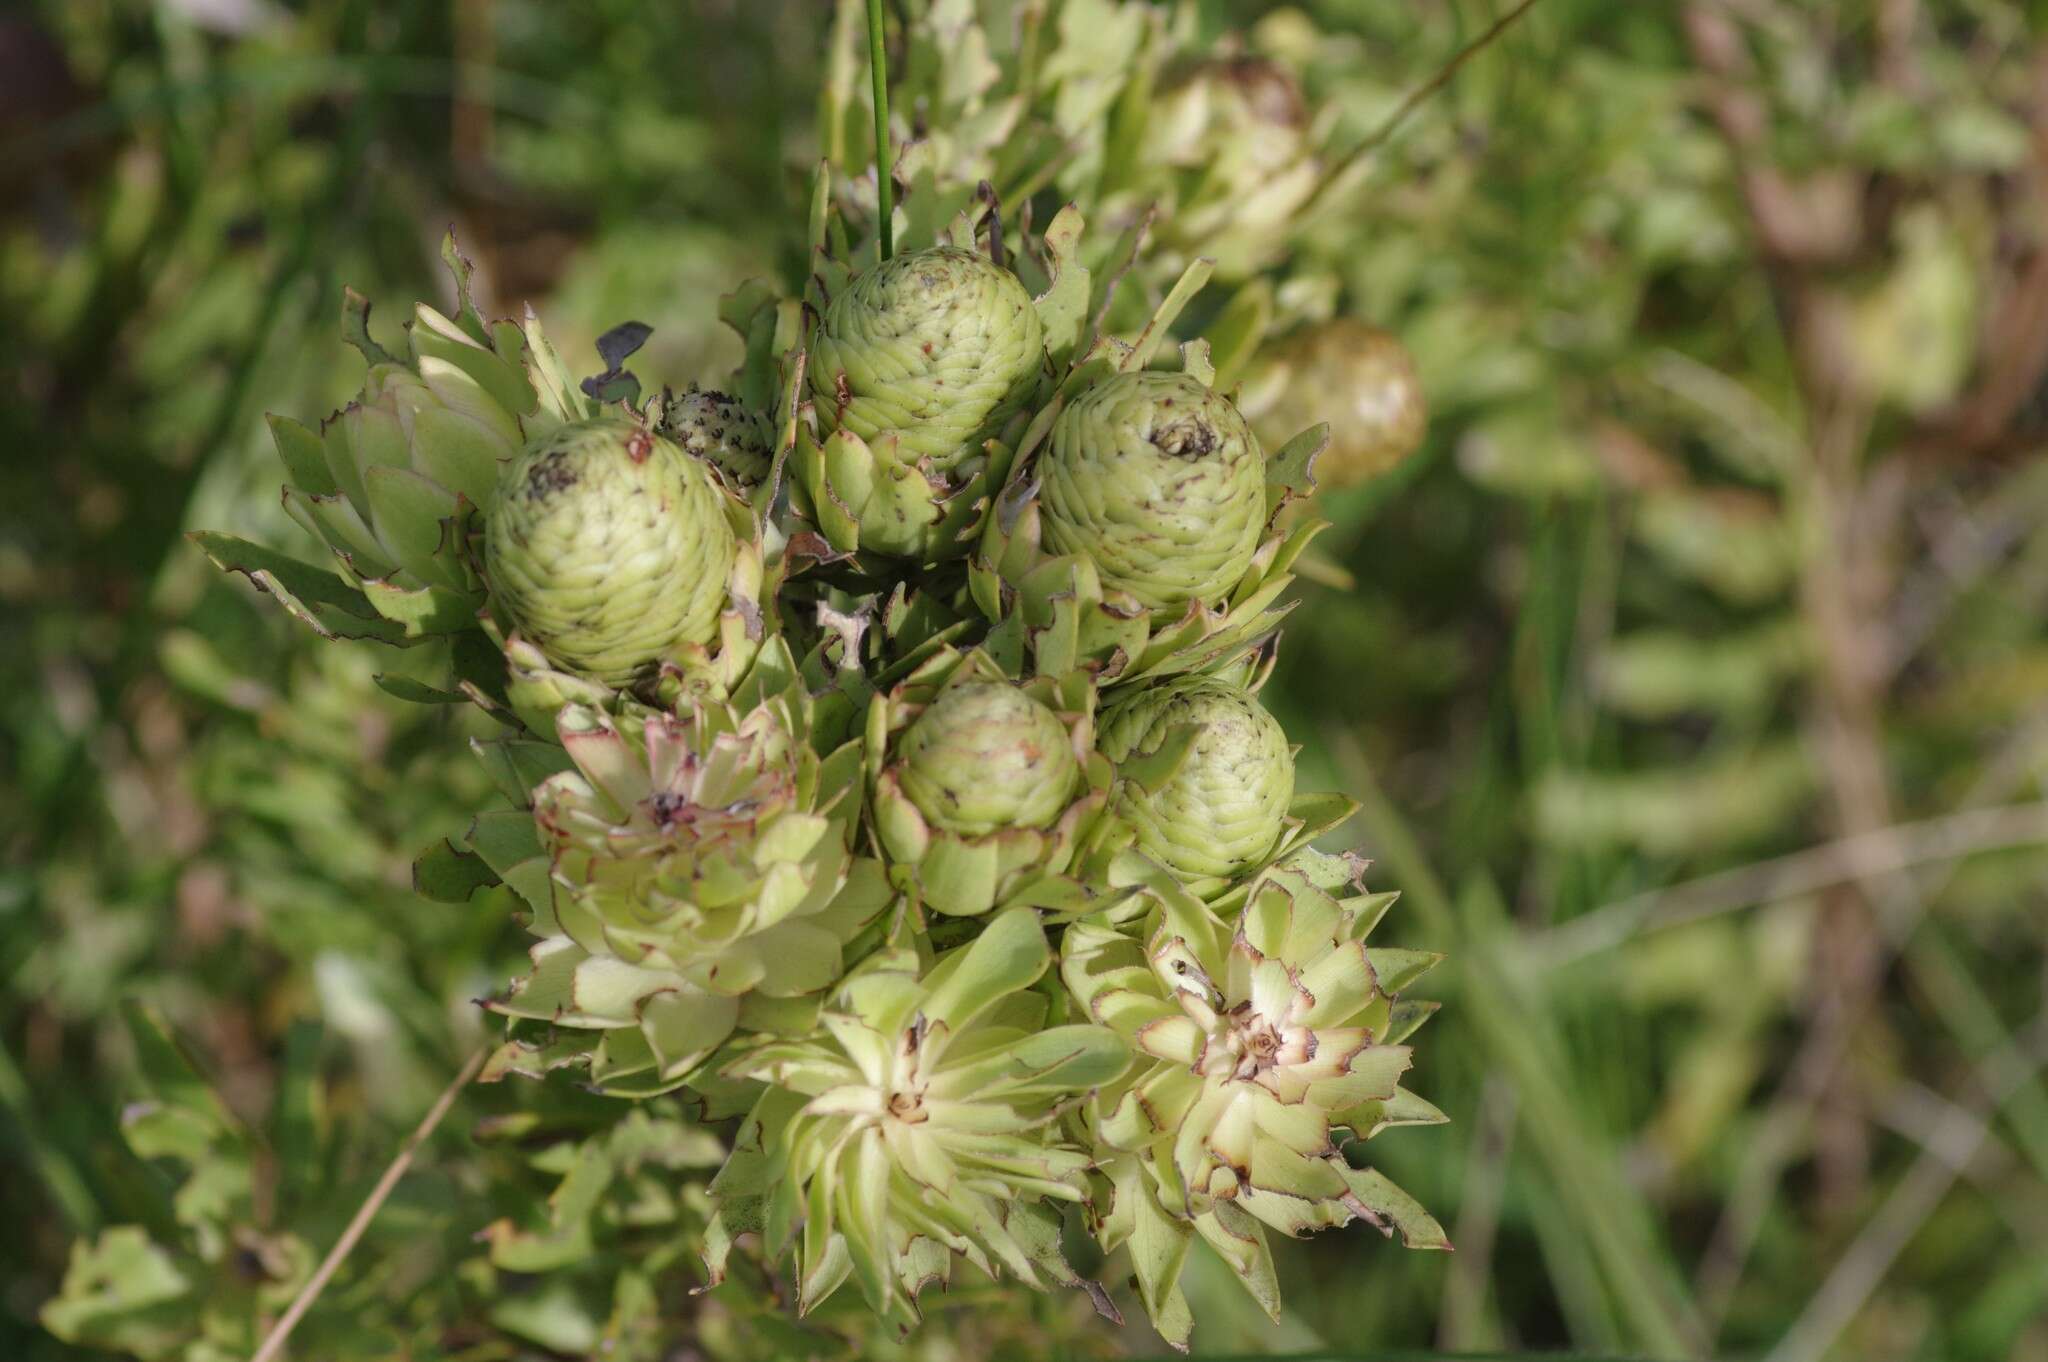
[1037,371,1268,614]
[486,416,737,688]
[969,217,1332,691]
[791,229,1057,564]
[810,245,1043,476]
[1099,674,1294,882]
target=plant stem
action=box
[1528,800,2048,968]
[866,0,894,261]
[1307,0,1547,214]
[1330,731,1705,1358]
[249,1045,488,1362]
[0,1039,99,1234]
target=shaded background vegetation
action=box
[6,1,2048,1359]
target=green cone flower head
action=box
[793,243,1047,561]
[660,385,778,489]
[809,245,1043,475]
[1245,320,1427,491]
[868,650,1116,916]
[1063,867,1448,1340]
[484,646,885,1094]
[707,909,1128,1323]
[900,685,1076,835]
[1100,677,1293,885]
[1039,371,1267,615]
[486,416,737,687]
[972,225,1330,690]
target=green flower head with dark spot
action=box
[485,416,736,687]
[1039,371,1267,615]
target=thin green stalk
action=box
[866,0,894,261]
[1456,884,1699,1359]
[1304,0,1547,220]
[0,1040,100,1234]
[1331,733,1703,1358]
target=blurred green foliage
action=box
[6,2,2048,1360]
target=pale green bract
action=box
[481,645,890,1096]
[485,416,737,687]
[1099,676,1294,882]
[1039,371,1268,615]
[1061,866,1449,1345]
[706,909,1129,1325]
[334,362,519,553]
[261,234,595,641]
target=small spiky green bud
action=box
[660,386,777,487]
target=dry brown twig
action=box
[248,1046,490,1362]
[1683,0,1897,1219]
[1764,1017,2048,1362]
[1527,801,2048,969]
[1306,0,1549,218]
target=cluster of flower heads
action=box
[227,178,1445,1347]
[815,0,1430,486]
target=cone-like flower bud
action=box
[485,417,736,686]
[659,386,777,488]
[1100,677,1293,881]
[869,651,1113,917]
[897,682,1081,837]
[1039,372,1266,614]
[1248,321,1426,490]
[808,245,1044,475]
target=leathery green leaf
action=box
[917,907,1050,1033]
[1339,1165,1452,1250]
